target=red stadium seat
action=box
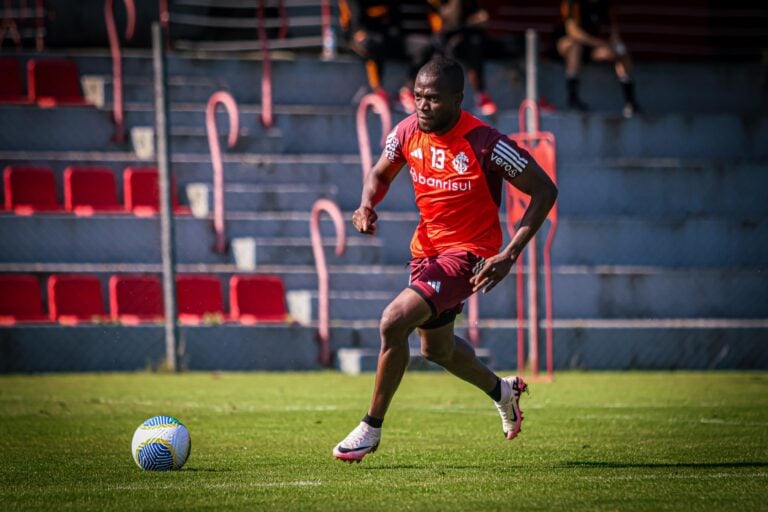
[3,165,62,213]
[0,58,28,104]
[48,274,106,324]
[229,275,289,324]
[27,58,88,106]
[176,275,225,324]
[64,166,123,215]
[109,275,164,324]
[0,274,47,324]
[123,167,188,216]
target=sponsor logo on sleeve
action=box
[385,130,400,161]
[491,139,528,179]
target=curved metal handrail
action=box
[356,92,392,183]
[158,0,170,49]
[205,91,239,253]
[257,0,273,128]
[310,199,346,366]
[105,0,135,143]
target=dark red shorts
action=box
[408,249,485,329]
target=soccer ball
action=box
[131,415,191,471]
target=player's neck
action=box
[433,111,463,136]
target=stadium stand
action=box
[0,274,47,324]
[175,274,225,324]
[0,0,765,371]
[0,57,27,103]
[109,274,165,324]
[27,58,88,106]
[3,165,62,213]
[64,166,123,214]
[229,275,290,324]
[47,274,106,324]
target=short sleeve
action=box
[469,126,532,182]
[384,122,407,166]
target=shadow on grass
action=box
[182,467,233,473]
[360,464,518,471]
[562,461,768,469]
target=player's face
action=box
[414,73,462,134]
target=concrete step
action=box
[4,102,767,158]
[285,265,768,322]
[74,52,370,106]
[11,51,767,114]
[1,212,765,267]
[336,319,768,371]
[288,213,768,267]
[4,263,764,321]
[0,215,382,265]
[215,183,339,212]
[335,347,492,374]
[480,319,768,371]
[557,159,768,218]
[1,320,765,372]
[0,324,322,372]
[0,151,415,212]
[3,150,765,217]
[101,60,768,116]
[504,112,768,160]
[552,215,768,266]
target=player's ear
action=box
[453,91,464,108]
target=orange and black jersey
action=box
[385,111,534,259]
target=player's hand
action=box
[469,253,515,294]
[352,206,377,235]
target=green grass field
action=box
[1,371,767,511]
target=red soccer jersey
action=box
[385,111,533,258]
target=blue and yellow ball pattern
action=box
[131,415,191,471]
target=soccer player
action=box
[333,56,558,462]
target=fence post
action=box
[152,22,179,372]
[525,28,540,376]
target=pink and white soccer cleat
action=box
[493,376,528,440]
[333,422,381,463]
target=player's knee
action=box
[421,345,451,364]
[379,306,411,346]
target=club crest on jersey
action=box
[452,152,469,174]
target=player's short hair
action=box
[418,56,464,94]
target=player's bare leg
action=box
[368,289,431,418]
[419,322,528,440]
[333,289,431,462]
[418,322,497,391]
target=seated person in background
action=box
[339,0,434,113]
[428,0,497,116]
[554,0,640,117]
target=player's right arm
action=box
[352,152,404,235]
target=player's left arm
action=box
[470,147,558,294]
